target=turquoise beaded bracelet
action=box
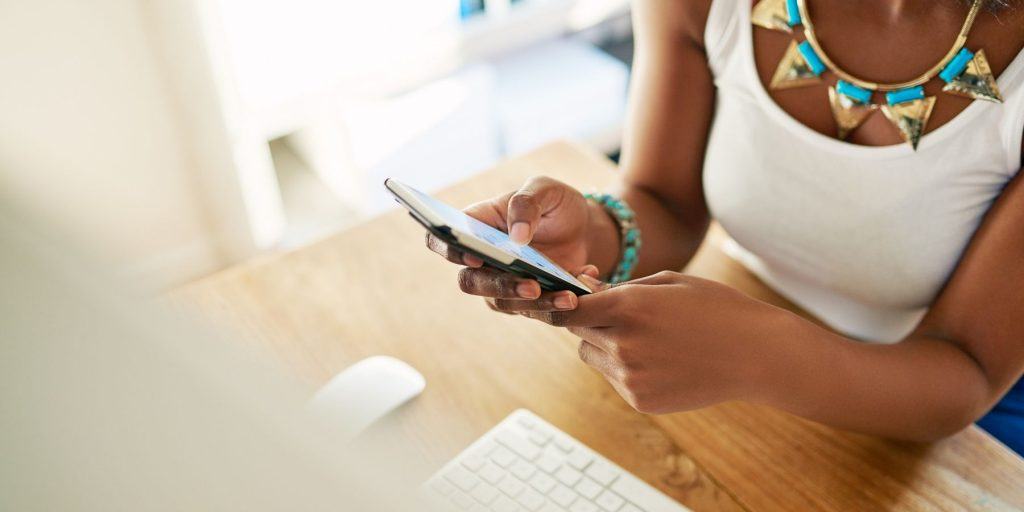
[585,193,641,284]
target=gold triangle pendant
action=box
[771,41,823,90]
[752,0,792,33]
[943,49,1003,103]
[880,97,936,150]
[828,87,876,140]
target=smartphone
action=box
[385,178,591,295]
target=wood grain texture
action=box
[172,141,1024,511]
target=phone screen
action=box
[404,185,589,290]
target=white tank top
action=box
[702,0,1024,342]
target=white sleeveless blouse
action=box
[701,0,1024,342]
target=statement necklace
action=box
[752,0,1004,150]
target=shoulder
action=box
[633,0,717,49]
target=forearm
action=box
[586,182,709,280]
[582,0,713,280]
[749,310,991,441]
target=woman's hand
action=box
[527,271,795,414]
[425,176,618,313]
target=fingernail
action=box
[578,274,608,291]
[554,293,576,310]
[579,265,600,277]
[463,253,484,267]
[516,281,540,299]
[510,222,531,245]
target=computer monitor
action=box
[0,203,433,511]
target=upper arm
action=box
[914,169,1024,406]
[620,0,716,229]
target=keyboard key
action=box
[491,446,519,468]
[497,476,526,498]
[541,503,568,512]
[574,477,602,500]
[595,490,624,511]
[609,478,646,505]
[493,495,522,512]
[479,463,506,485]
[566,450,593,471]
[529,429,553,446]
[511,460,537,480]
[451,490,476,510]
[529,472,557,494]
[569,500,600,512]
[537,452,564,474]
[431,478,455,497]
[474,440,499,458]
[497,430,542,461]
[584,462,619,487]
[515,488,547,511]
[470,483,500,505]
[462,454,487,472]
[555,466,583,487]
[445,467,481,492]
[554,437,574,453]
[423,410,690,512]
[517,414,538,429]
[549,484,578,507]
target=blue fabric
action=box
[940,48,974,83]
[978,377,1024,455]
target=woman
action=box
[426,0,1024,452]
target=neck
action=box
[838,0,965,25]
[887,0,941,19]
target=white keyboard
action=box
[423,409,691,512]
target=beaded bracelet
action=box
[584,193,641,284]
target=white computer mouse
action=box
[308,355,426,441]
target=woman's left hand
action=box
[513,271,797,414]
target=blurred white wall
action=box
[0,0,281,288]
[0,0,631,288]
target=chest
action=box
[702,87,1012,308]
[751,1,1024,161]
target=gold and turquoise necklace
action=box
[753,0,1003,150]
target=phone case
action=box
[385,179,590,295]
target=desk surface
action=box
[173,141,1024,511]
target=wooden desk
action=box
[173,141,1024,511]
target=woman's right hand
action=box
[425,176,611,313]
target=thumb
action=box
[576,272,612,293]
[506,177,562,244]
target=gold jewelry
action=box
[798,0,982,91]
[754,0,1003,149]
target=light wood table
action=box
[173,141,1024,511]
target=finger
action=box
[458,267,541,299]
[485,298,517,316]
[566,325,618,354]
[577,273,612,293]
[532,284,636,327]
[577,264,600,278]
[462,252,484,268]
[506,176,565,244]
[577,340,619,378]
[625,270,682,286]
[463,196,511,230]
[425,232,483,268]
[492,291,578,313]
[519,300,616,328]
[520,286,627,326]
